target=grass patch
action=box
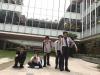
[0,50,55,60]
[0,50,35,59]
[0,50,16,58]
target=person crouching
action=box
[13,46,27,68]
[28,54,42,68]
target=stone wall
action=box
[82,38,100,54]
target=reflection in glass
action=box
[0,0,82,36]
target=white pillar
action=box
[75,1,77,32]
[82,1,84,38]
[90,0,92,35]
[69,0,72,31]
[64,0,66,30]
[86,0,88,36]
[95,0,97,34]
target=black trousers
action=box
[14,57,20,67]
[14,55,26,67]
[28,62,42,68]
[44,53,50,66]
[59,46,69,70]
[55,50,61,68]
[19,57,26,67]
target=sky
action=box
[22,0,70,22]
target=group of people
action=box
[13,31,78,72]
[43,31,78,72]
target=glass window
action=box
[5,10,13,24]
[3,0,8,3]
[83,17,86,31]
[0,10,6,23]
[12,12,20,25]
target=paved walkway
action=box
[0,57,100,75]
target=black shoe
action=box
[47,64,50,66]
[65,69,70,72]
[55,66,57,69]
[60,69,64,71]
[43,65,46,67]
[20,66,24,68]
[12,66,18,68]
[28,66,34,68]
[39,66,43,68]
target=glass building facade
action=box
[0,0,81,38]
[81,0,100,38]
[1,0,100,39]
[63,0,81,32]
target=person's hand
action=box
[15,54,18,57]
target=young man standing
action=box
[60,31,78,72]
[43,36,52,67]
[54,35,63,69]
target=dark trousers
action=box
[55,50,61,68]
[44,53,50,66]
[59,46,69,70]
[28,62,42,68]
[14,57,20,67]
[19,57,26,67]
[14,55,26,67]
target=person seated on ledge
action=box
[28,53,42,68]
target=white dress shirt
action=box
[43,40,52,53]
[61,37,77,49]
[54,40,62,53]
[30,56,41,63]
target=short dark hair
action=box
[58,35,63,38]
[20,46,25,50]
[45,36,49,39]
[63,31,68,35]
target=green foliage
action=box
[68,33,77,40]
[0,50,35,59]
[0,50,16,58]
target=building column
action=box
[64,0,66,30]
[90,0,92,35]
[81,1,84,38]
[75,1,78,32]
[95,0,97,34]
[69,0,72,31]
[86,0,88,36]
[3,41,7,50]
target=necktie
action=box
[64,37,68,46]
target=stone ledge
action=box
[0,58,14,70]
[81,56,100,64]
[0,58,13,64]
[74,54,100,64]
